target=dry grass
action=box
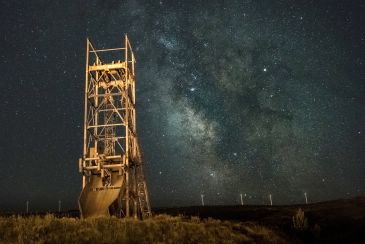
[0,214,287,244]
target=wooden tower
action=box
[78,34,151,219]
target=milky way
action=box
[0,0,364,210]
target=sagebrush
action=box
[292,208,308,231]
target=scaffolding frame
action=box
[78,34,151,219]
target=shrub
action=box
[292,208,308,231]
[312,223,321,237]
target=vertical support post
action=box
[132,52,135,76]
[269,194,273,206]
[82,39,90,189]
[304,192,308,204]
[133,167,138,219]
[124,34,130,217]
[240,193,243,206]
[94,56,99,153]
[144,180,151,214]
[201,194,205,206]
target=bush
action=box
[292,208,308,231]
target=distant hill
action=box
[154,196,365,243]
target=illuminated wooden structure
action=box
[78,34,151,219]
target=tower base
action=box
[79,172,123,218]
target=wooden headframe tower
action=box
[78,34,151,219]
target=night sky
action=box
[1,0,364,212]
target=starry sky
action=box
[0,0,364,212]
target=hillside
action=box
[155,196,365,243]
